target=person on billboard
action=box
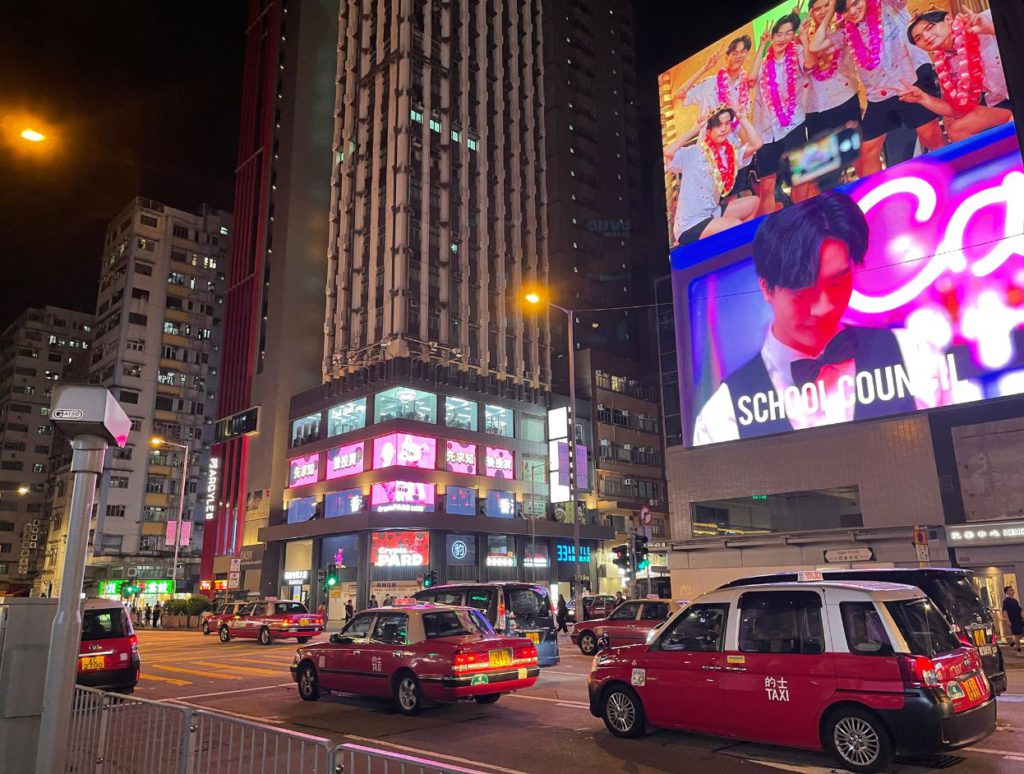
[801,0,862,140]
[809,0,944,176]
[691,191,960,446]
[664,106,763,245]
[749,13,812,216]
[902,8,1012,142]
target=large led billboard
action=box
[370,531,429,567]
[371,481,436,512]
[658,0,1013,248]
[326,441,365,480]
[287,454,319,488]
[373,432,437,470]
[484,446,515,479]
[675,121,1024,446]
[444,440,478,474]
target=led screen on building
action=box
[445,485,477,516]
[325,488,365,517]
[373,433,437,470]
[444,440,478,474]
[370,531,430,567]
[658,0,1013,249]
[675,122,1024,446]
[371,481,436,512]
[326,441,365,480]
[288,454,319,488]
[485,490,516,518]
[484,446,514,479]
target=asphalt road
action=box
[131,628,1024,773]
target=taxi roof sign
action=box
[798,570,824,582]
[393,598,418,606]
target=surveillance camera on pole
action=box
[35,385,130,774]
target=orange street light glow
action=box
[20,128,46,142]
[150,437,165,447]
[524,292,542,305]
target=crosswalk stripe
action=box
[191,660,284,677]
[149,664,242,680]
[138,673,192,687]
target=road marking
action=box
[543,670,590,677]
[149,664,242,680]
[191,660,284,677]
[138,673,192,686]
[171,682,295,701]
[971,746,1024,758]
[998,693,1024,702]
[167,699,285,725]
[506,693,590,709]
[343,735,529,774]
[745,761,836,774]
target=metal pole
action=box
[170,442,189,590]
[564,306,580,596]
[36,434,108,774]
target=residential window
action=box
[410,109,423,122]
[123,362,143,378]
[467,137,478,151]
[140,214,158,227]
[429,118,441,133]
[172,225,189,239]
[105,504,126,518]
[109,475,130,489]
[32,463,45,473]
[135,262,153,275]
[128,313,148,326]
[0,545,12,555]
[119,390,139,405]
[0,522,12,532]
[127,339,145,352]
[451,129,460,142]
[168,272,187,286]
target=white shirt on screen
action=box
[685,76,757,167]
[829,0,920,103]
[667,139,746,240]
[691,325,955,446]
[805,47,859,115]
[755,43,810,143]
[943,10,1008,108]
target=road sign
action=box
[912,526,929,546]
[639,505,652,526]
[227,571,241,589]
[824,547,874,563]
[915,544,931,563]
[230,557,241,573]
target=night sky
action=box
[0,0,776,330]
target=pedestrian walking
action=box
[345,599,354,621]
[144,604,152,627]
[1003,586,1024,653]
[369,595,378,609]
[614,591,624,608]
[152,602,162,628]
[556,594,569,634]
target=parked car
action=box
[567,594,617,624]
[589,580,996,773]
[720,568,1006,694]
[77,599,140,693]
[202,601,246,635]
[291,603,539,714]
[571,598,678,655]
[217,600,324,645]
[412,582,559,666]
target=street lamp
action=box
[524,291,583,594]
[151,437,190,588]
[20,128,46,143]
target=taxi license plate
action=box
[971,628,987,646]
[80,656,105,671]
[962,676,983,702]
[300,618,310,626]
[525,631,540,644]
[488,649,512,668]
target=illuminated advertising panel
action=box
[371,481,436,512]
[446,534,477,565]
[445,486,477,516]
[444,440,478,474]
[658,1,1014,249]
[485,490,516,518]
[325,488,365,517]
[326,441,365,479]
[676,122,1024,446]
[288,454,319,487]
[370,531,430,567]
[484,446,514,479]
[373,433,437,470]
[486,535,516,567]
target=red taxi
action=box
[217,600,324,645]
[571,598,677,655]
[77,599,140,694]
[588,581,996,773]
[291,602,539,714]
[202,601,245,635]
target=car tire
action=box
[297,663,320,702]
[219,626,231,643]
[202,622,211,635]
[601,684,645,739]
[824,706,893,774]
[578,631,598,656]
[394,671,424,716]
[259,627,272,646]
[297,637,310,644]
[474,694,501,705]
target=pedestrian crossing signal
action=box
[325,564,338,587]
[423,570,438,588]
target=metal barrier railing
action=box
[64,687,485,774]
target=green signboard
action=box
[98,579,176,596]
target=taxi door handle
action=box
[352,650,361,656]
[724,666,747,672]
[701,665,722,671]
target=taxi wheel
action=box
[202,622,210,636]
[824,707,893,773]
[259,627,272,646]
[297,637,311,644]
[578,632,598,656]
[601,684,645,738]
[218,626,231,643]
[297,664,320,701]
[474,694,501,704]
[394,671,424,716]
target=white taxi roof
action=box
[723,580,925,600]
[83,598,127,611]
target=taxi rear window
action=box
[886,599,960,658]
[275,602,308,614]
[82,609,127,641]
[424,610,484,639]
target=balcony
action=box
[144,492,175,508]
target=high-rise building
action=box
[40,197,231,600]
[0,306,93,594]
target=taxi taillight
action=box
[898,655,940,688]
[497,596,507,632]
[452,650,490,673]
[512,645,537,666]
[129,634,139,654]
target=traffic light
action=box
[423,569,439,588]
[611,544,629,569]
[633,534,649,571]
[325,564,338,588]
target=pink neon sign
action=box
[372,433,437,470]
[445,440,477,475]
[326,441,365,480]
[484,446,514,479]
[288,454,319,487]
[371,481,436,512]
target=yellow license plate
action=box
[962,676,983,702]
[300,618,310,626]
[971,629,986,646]
[80,656,105,671]
[488,649,512,668]
[525,631,540,644]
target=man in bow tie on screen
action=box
[692,190,959,446]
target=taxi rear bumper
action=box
[76,661,140,690]
[878,690,996,756]
[428,666,540,699]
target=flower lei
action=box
[761,42,799,128]
[716,69,750,117]
[807,19,840,81]
[843,0,882,71]
[933,16,984,114]
[699,127,737,198]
